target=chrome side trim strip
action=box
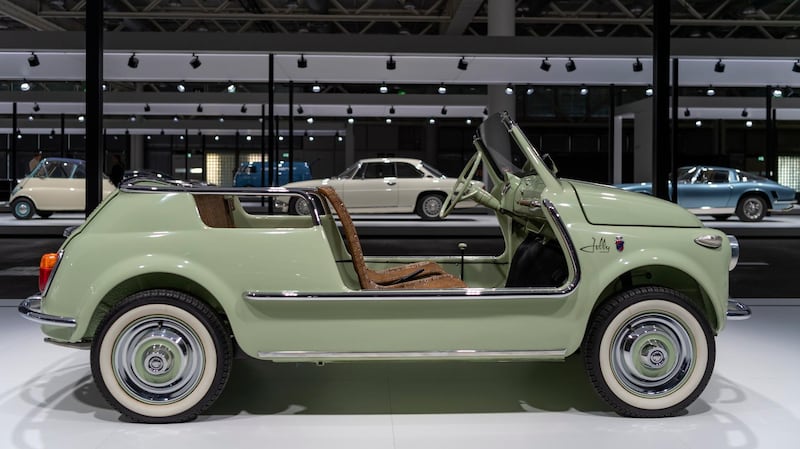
[727,299,752,320]
[18,295,77,328]
[686,207,735,215]
[44,338,91,349]
[257,349,566,361]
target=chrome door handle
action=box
[385,181,396,186]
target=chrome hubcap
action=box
[611,314,693,397]
[423,197,442,217]
[113,316,205,404]
[15,203,30,216]
[295,199,310,215]
[743,199,762,220]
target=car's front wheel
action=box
[736,195,767,222]
[583,287,714,417]
[11,198,35,220]
[91,290,232,423]
[416,193,445,220]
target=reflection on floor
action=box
[1,303,798,449]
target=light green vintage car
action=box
[20,113,749,423]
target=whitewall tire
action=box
[91,290,232,423]
[583,287,715,417]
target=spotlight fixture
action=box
[741,108,748,118]
[706,86,716,96]
[386,56,396,70]
[683,108,690,117]
[308,135,315,142]
[385,118,392,124]
[632,57,643,72]
[241,104,248,113]
[214,135,220,141]
[346,105,353,115]
[129,115,137,122]
[441,106,448,115]
[565,58,576,72]
[20,79,31,91]
[526,85,535,95]
[695,120,702,127]
[466,118,472,125]
[144,104,151,112]
[127,52,139,69]
[714,59,725,73]
[189,53,201,69]
[226,81,236,93]
[540,57,551,72]
[457,57,468,71]
[429,118,436,125]
[297,54,307,68]
[772,87,784,97]
[28,52,40,67]
[28,115,34,121]
[177,81,186,92]
[32,102,40,112]
[746,120,753,128]
[50,129,55,137]
[389,106,396,114]
[579,85,589,96]
[172,115,179,122]
[504,83,514,95]
[347,117,355,124]
[312,82,321,93]
[246,135,252,141]
[438,83,447,94]
[278,135,285,141]
[78,115,85,122]
[306,117,314,124]
[793,60,800,73]
[179,135,184,140]
[297,105,304,115]
[160,129,165,136]
[219,116,225,123]
[337,134,344,142]
[102,82,108,92]
[196,104,203,113]
[483,107,488,116]
[379,82,388,94]
[645,85,654,96]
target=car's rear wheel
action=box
[37,211,53,219]
[11,198,35,220]
[736,195,767,222]
[416,193,445,220]
[288,197,310,215]
[711,214,730,221]
[91,289,232,423]
[583,287,714,417]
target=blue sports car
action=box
[615,165,797,221]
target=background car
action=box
[282,157,482,219]
[615,165,797,221]
[9,157,115,220]
[233,160,312,187]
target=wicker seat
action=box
[316,186,466,290]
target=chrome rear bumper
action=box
[18,295,77,328]
[727,299,752,320]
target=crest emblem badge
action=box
[615,236,624,252]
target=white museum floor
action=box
[1,301,798,449]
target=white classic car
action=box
[283,157,482,219]
[9,157,116,219]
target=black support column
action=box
[765,87,777,180]
[652,0,671,201]
[85,0,104,216]
[11,102,17,181]
[268,54,276,187]
[671,58,679,203]
[607,84,615,184]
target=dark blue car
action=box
[615,165,797,222]
[233,161,312,187]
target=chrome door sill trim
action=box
[257,349,566,361]
[244,288,571,301]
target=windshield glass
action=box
[420,161,444,178]
[478,113,530,177]
[337,162,361,179]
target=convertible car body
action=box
[20,113,748,423]
[615,165,796,221]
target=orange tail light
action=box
[39,252,59,293]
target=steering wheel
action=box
[439,152,482,219]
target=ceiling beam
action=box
[0,0,65,31]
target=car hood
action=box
[566,180,702,227]
[283,178,329,189]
